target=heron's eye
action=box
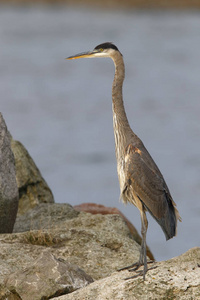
[100,48,104,52]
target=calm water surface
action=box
[1,6,200,261]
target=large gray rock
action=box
[11,139,54,215]
[13,203,80,233]
[5,251,93,300]
[74,202,154,260]
[0,204,140,284]
[0,203,141,299]
[51,247,200,300]
[13,203,141,281]
[0,203,199,299]
[0,113,19,233]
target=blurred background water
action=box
[1,5,200,261]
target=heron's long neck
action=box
[112,53,132,159]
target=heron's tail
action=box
[146,195,181,241]
[156,197,181,240]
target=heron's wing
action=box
[122,144,172,220]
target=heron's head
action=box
[66,42,122,60]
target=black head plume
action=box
[94,42,119,52]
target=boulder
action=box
[11,139,54,215]
[5,251,93,300]
[13,203,141,281]
[0,203,199,299]
[0,113,19,233]
[13,203,80,233]
[74,202,154,260]
[51,247,200,300]
[0,203,142,299]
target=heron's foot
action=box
[118,261,141,272]
[128,260,154,272]
[124,264,157,281]
[118,260,154,272]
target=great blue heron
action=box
[67,42,181,280]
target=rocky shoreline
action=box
[0,113,199,299]
[1,203,200,300]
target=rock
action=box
[51,247,200,300]
[0,113,19,233]
[13,203,80,233]
[0,286,21,300]
[16,204,140,280]
[1,203,199,299]
[11,139,54,215]
[0,204,140,284]
[74,203,154,261]
[0,203,142,299]
[5,251,93,300]
[13,203,141,281]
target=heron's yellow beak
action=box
[66,50,99,60]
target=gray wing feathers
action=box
[122,143,180,239]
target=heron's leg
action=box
[118,206,148,272]
[125,209,157,280]
[119,205,157,280]
[141,209,148,277]
[128,208,148,274]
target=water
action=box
[1,6,200,261]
